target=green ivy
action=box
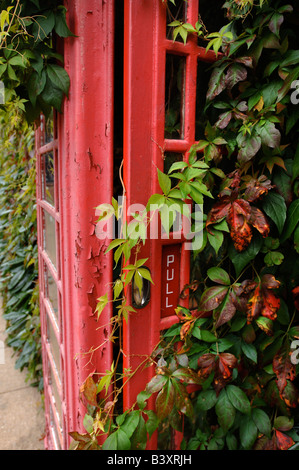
[0,101,42,388]
[71,0,299,451]
[0,0,73,122]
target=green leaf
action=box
[102,429,131,450]
[207,229,224,255]
[199,285,228,311]
[226,385,251,414]
[155,381,175,421]
[40,76,64,112]
[83,414,93,434]
[33,10,55,40]
[192,328,217,342]
[259,121,281,149]
[215,389,235,431]
[262,192,286,235]
[137,390,152,410]
[241,341,257,363]
[54,7,76,37]
[47,64,70,97]
[145,374,168,394]
[130,415,147,450]
[237,132,261,163]
[157,168,171,196]
[225,63,247,90]
[207,267,230,285]
[281,199,299,243]
[228,236,263,276]
[121,410,140,438]
[144,410,159,439]
[252,408,271,437]
[95,293,109,319]
[206,64,228,101]
[239,415,258,450]
[197,389,217,411]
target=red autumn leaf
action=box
[206,197,231,229]
[262,274,280,290]
[206,187,269,252]
[199,285,229,312]
[247,285,262,322]
[231,279,257,313]
[281,380,299,408]
[249,206,270,238]
[275,430,295,450]
[80,375,98,407]
[273,349,296,396]
[197,352,238,394]
[244,175,273,202]
[197,353,216,378]
[227,199,253,251]
[180,320,194,341]
[292,286,299,310]
[246,274,280,323]
[218,352,238,379]
[214,292,237,328]
[261,289,280,320]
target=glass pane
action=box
[49,365,63,428]
[165,54,185,139]
[198,0,228,47]
[42,152,55,206]
[47,315,60,377]
[164,152,183,175]
[49,406,62,450]
[166,0,186,40]
[44,265,59,321]
[43,210,57,268]
[195,60,214,141]
[45,111,54,144]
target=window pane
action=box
[44,265,59,321]
[166,0,186,40]
[47,315,60,377]
[45,111,54,144]
[165,54,186,139]
[42,152,55,206]
[43,210,57,268]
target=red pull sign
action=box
[161,244,181,318]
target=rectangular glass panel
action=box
[165,54,185,139]
[198,0,227,46]
[43,210,57,268]
[47,314,60,378]
[195,60,214,141]
[42,152,55,206]
[49,406,62,450]
[49,365,63,428]
[44,265,59,321]
[45,111,54,144]
[166,0,186,40]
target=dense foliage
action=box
[73,0,299,451]
[0,0,72,122]
[0,102,41,388]
[0,1,71,387]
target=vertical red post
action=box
[56,0,114,447]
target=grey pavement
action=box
[0,311,45,450]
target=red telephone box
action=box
[36,0,218,450]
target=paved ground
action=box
[0,311,45,450]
